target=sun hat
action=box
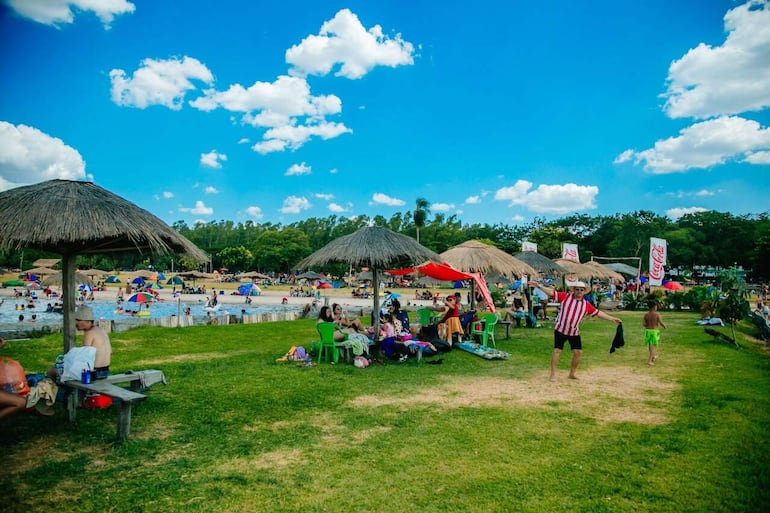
[566,280,587,289]
[75,305,95,321]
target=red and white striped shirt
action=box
[552,291,598,336]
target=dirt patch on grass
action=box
[135,349,254,365]
[349,366,679,425]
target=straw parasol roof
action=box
[295,226,441,338]
[583,261,625,282]
[41,271,94,287]
[0,179,208,352]
[513,251,567,276]
[32,258,61,268]
[24,266,59,276]
[80,268,112,277]
[237,271,270,280]
[603,262,639,277]
[440,240,538,278]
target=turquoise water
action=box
[1,296,300,327]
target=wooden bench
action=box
[62,370,166,441]
[496,320,513,339]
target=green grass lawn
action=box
[2,311,769,513]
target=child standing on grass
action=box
[643,301,667,365]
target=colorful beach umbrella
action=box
[128,292,155,303]
[663,281,683,291]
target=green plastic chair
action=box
[316,322,340,363]
[470,313,498,347]
[416,308,435,327]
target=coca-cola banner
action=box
[561,243,579,262]
[522,241,537,252]
[649,237,667,286]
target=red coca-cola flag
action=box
[649,238,667,286]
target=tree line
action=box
[3,207,769,282]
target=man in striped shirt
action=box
[529,280,621,382]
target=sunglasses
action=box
[573,288,586,292]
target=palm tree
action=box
[414,197,430,244]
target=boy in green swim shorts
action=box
[643,301,667,366]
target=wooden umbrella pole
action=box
[372,266,380,341]
[62,253,77,353]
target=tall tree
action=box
[414,197,430,244]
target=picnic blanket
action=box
[455,341,509,360]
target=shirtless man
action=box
[75,306,112,379]
[643,301,667,366]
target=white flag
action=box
[522,241,537,252]
[562,243,579,262]
[649,237,667,286]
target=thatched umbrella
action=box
[583,261,625,282]
[295,226,441,339]
[238,271,270,280]
[603,262,639,277]
[553,259,601,280]
[41,271,94,288]
[24,266,59,276]
[0,180,208,352]
[440,240,538,310]
[80,268,112,277]
[513,251,567,277]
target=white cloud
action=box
[251,139,287,155]
[286,162,311,176]
[280,195,311,214]
[6,0,135,28]
[0,121,87,190]
[511,215,525,222]
[315,193,333,200]
[179,200,213,216]
[328,202,349,213]
[110,56,214,110]
[695,189,715,197]
[662,1,770,119]
[619,116,770,173]
[163,191,173,199]
[495,180,598,215]
[204,186,219,194]
[613,149,634,164]
[257,121,351,154]
[237,138,250,144]
[329,168,338,174]
[200,150,227,169]
[431,202,455,212]
[245,206,263,220]
[370,193,405,207]
[286,8,416,79]
[465,195,481,204]
[666,206,709,219]
[744,150,770,164]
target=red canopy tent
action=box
[386,261,496,313]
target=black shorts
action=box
[554,330,582,350]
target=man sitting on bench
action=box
[75,306,112,380]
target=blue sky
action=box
[1,1,768,228]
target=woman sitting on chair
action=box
[332,303,365,332]
[318,306,355,342]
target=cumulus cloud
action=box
[286,162,311,176]
[495,180,598,215]
[6,0,135,28]
[666,206,709,219]
[314,193,333,200]
[431,202,455,212]
[328,202,350,213]
[618,116,770,173]
[662,1,770,119]
[370,193,405,207]
[163,191,173,199]
[204,186,219,194]
[286,8,416,79]
[110,56,214,110]
[200,150,227,169]
[465,195,481,204]
[0,121,87,190]
[245,206,263,220]
[744,150,770,164]
[179,200,213,216]
[280,195,311,214]
[511,215,525,222]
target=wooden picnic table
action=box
[62,370,166,441]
